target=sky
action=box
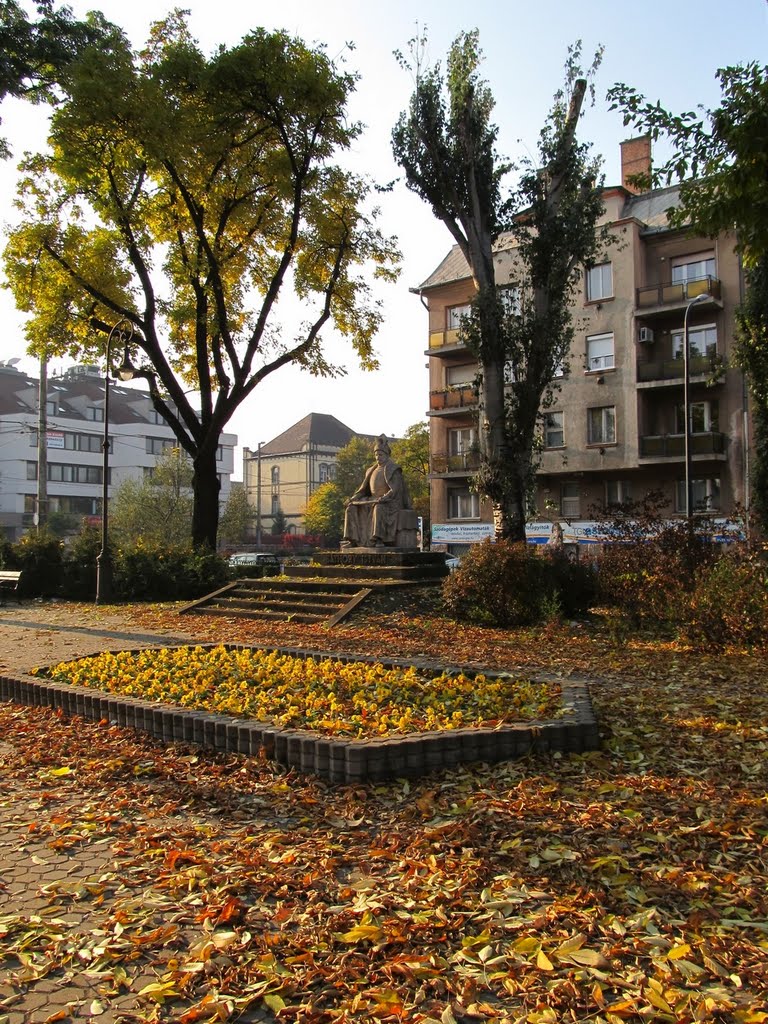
[0,0,766,479]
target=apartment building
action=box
[0,361,236,541]
[243,413,376,539]
[419,138,750,554]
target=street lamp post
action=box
[682,292,711,528]
[95,320,138,604]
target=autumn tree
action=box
[391,421,430,525]
[218,483,252,547]
[303,481,345,546]
[4,13,399,549]
[608,62,768,533]
[110,446,193,548]
[393,34,606,542]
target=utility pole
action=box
[36,355,48,531]
[256,441,263,548]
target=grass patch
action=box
[35,644,562,738]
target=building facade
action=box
[242,413,377,541]
[419,139,751,554]
[0,361,236,541]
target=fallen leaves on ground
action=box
[1,599,767,1023]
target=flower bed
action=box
[36,644,561,738]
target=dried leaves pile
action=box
[1,601,767,1023]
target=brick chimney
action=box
[620,136,651,193]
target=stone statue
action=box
[341,435,413,548]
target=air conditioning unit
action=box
[638,326,655,344]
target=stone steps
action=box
[180,579,372,625]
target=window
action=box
[676,400,719,434]
[86,406,104,422]
[671,253,715,283]
[45,399,57,416]
[146,436,173,456]
[499,285,521,316]
[216,445,223,462]
[26,461,37,480]
[448,427,477,455]
[271,466,280,486]
[587,406,616,445]
[606,480,633,505]
[447,304,472,330]
[446,364,475,388]
[543,412,564,448]
[46,463,104,484]
[672,324,717,360]
[49,496,101,516]
[586,263,613,301]
[561,482,580,518]
[676,477,721,513]
[586,333,615,371]
[271,495,280,516]
[448,487,480,519]
[319,463,329,483]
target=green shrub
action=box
[683,548,768,649]
[441,539,595,627]
[113,541,228,602]
[61,525,101,600]
[12,530,64,598]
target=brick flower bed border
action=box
[0,644,600,783]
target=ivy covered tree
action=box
[608,62,768,533]
[218,483,252,547]
[393,33,606,541]
[4,13,399,549]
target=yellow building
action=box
[242,413,372,541]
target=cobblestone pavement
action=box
[0,603,202,1024]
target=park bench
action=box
[0,570,22,605]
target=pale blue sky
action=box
[1,0,766,470]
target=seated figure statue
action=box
[341,435,411,548]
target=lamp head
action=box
[117,345,136,381]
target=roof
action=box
[413,183,685,291]
[259,413,361,455]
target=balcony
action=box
[636,354,721,384]
[430,450,482,475]
[639,432,726,459]
[428,385,477,414]
[636,276,721,316]
[427,328,469,354]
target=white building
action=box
[0,361,236,541]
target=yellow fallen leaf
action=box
[340,923,386,943]
[537,949,554,971]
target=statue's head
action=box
[373,435,391,460]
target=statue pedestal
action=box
[285,549,448,584]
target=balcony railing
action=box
[636,355,718,383]
[430,450,482,474]
[429,385,477,412]
[639,432,726,458]
[428,328,467,351]
[636,275,721,309]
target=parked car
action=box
[445,556,461,573]
[227,552,282,577]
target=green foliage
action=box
[442,539,595,627]
[113,542,228,602]
[109,448,193,548]
[60,523,100,600]
[393,35,606,540]
[3,14,400,549]
[335,436,378,498]
[734,258,768,533]
[683,548,768,649]
[11,528,63,598]
[608,62,768,267]
[391,421,430,523]
[303,482,345,546]
[218,483,252,547]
